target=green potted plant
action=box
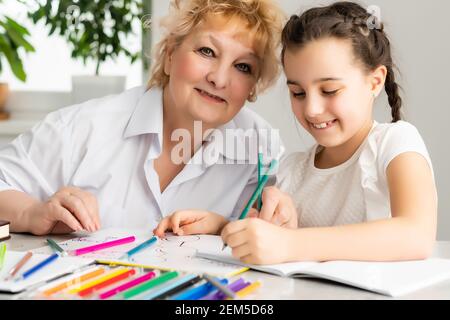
[27,0,142,103]
[0,9,35,119]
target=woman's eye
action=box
[198,47,215,57]
[235,63,251,74]
[323,89,339,96]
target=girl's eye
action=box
[292,91,305,99]
[322,89,339,96]
[235,63,252,74]
[198,47,215,57]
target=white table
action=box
[2,233,450,300]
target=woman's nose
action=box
[206,64,229,89]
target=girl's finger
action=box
[259,188,280,221]
[231,242,251,260]
[153,217,171,238]
[221,219,248,243]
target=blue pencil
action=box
[20,253,59,280]
[120,236,157,260]
[171,278,228,300]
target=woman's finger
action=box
[49,204,84,232]
[65,187,100,230]
[56,194,93,231]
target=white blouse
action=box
[277,121,436,227]
[0,86,282,230]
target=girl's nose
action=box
[304,95,326,118]
[206,64,229,89]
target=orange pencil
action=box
[43,267,105,296]
[4,251,32,281]
[78,269,136,297]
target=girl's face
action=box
[164,15,260,127]
[283,37,381,149]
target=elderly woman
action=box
[0,0,285,235]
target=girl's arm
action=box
[288,152,437,262]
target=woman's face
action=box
[283,37,377,149]
[164,16,260,127]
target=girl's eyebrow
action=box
[287,77,343,85]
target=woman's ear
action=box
[370,65,387,97]
[164,41,176,76]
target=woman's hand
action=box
[153,210,229,238]
[22,186,101,235]
[249,187,298,229]
[221,217,294,265]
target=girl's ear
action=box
[370,65,387,97]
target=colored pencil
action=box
[4,251,32,281]
[78,269,136,297]
[42,267,105,296]
[72,236,135,256]
[68,268,130,294]
[20,253,59,280]
[123,271,179,300]
[120,236,157,259]
[99,271,157,300]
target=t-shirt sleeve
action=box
[0,111,72,200]
[378,121,434,177]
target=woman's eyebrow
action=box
[208,34,259,61]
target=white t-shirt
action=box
[277,121,435,227]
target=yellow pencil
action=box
[96,259,174,272]
[42,267,105,296]
[229,281,261,299]
[67,268,130,294]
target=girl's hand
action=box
[153,210,229,238]
[221,218,293,265]
[23,186,101,235]
[249,187,298,229]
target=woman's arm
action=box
[0,187,101,235]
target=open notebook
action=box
[197,246,450,297]
[0,251,94,293]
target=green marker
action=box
[46,238,67,256]
[123,271,179,299]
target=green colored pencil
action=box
[123,271,179,299]
[222,159,278,251]
[46,238,67,256]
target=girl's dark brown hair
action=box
[281,1,402,122]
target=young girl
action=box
[0,0,285,235]
[155,2,437,265]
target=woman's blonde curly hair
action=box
[147,0,285,101]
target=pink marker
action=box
[72,236,136,256]
[99,271,156,300]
